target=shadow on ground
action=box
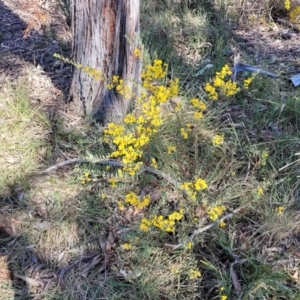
[0,0,72,97]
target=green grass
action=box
[1,0,300,299]
[0,80,49,195]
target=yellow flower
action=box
[290,7,300,23]
[117,201,125,211]
[205,83,218,100]
[262,150,269,159]
[108,178,117,188]
[276,206,284,215]
[167,145,176,154]
[194,178,208,191]
[168,210,184,221]
[189,270,201,280]
[285,0,290,10]
[180,128,189,139]
[261,150,269,166]
[140,218,151,232]
[207,205,226,221]
[243,76,254,89]
[212,134,224,146]
[194,111,203,120]
[180,182,193,191]
[220,296,227,300]
[134,48,141,58]
[122,243,132,250]
[175,102,182,111]
[118,169,123,177]
[186,241,193,250]
[190,98,201,107]
[171,266,180,274]
[257,186,264,195]
[219,220,226,228]
[124,113,136,124]
[151,158,158,169]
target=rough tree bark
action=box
[69,0,141,124]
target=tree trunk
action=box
[69,0,141,124]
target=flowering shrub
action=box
[124,191,150,210]
[180,178,208,201]
[104,59,179,176]
[284,0,300,26]
[204,64,239,100]
[140,209,184,233]
[207,205,226,221]
[290,6,300,23]
[54,52,260,250]
[190,98,207,119]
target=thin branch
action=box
[165,206,247,251]
[36,158,181,189]
[279,158,300,171]
[37,158,84,174]
[57,253,98,283]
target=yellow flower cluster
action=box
[107,75,133,99]
[151,158,158,169]
[185,241,193,250]
[108,178,117,188]
[140,209,184,233]
[243,75,255,90]
[190,98,207,120]
[207,205,226,221]
[171,266,180,274]
[167,145,176,154]
[53,53,104,81]
[276,206,284,215]
[180,123,192,139]
[133,48,141,58]
[104,60,179,176]
[189,270,201,280]
[80,65,103,81]
[212,134,224,146]
[290,6,300,23]
[261,150,268,166]
[123,192,150,210]
[180,178,208,200]
[81,171,92,185]
[257,186,264,195]
[285,0,290,10]
[122,243,132,250]
[205,64,240,100]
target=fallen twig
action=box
[279,156,300,171]
[37,158,181,189]
[57,253,98,284]
[37,158,84,174]
[165,205,247,251]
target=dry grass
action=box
[1,0,300,299]
[0,75,49,195]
